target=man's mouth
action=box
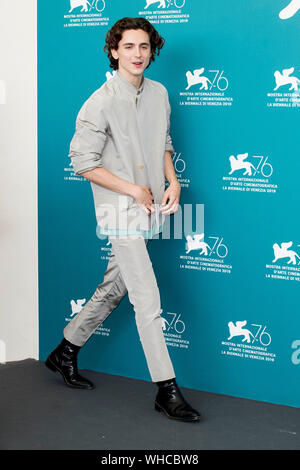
[133,62,143,67]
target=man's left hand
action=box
[160,181,181,215]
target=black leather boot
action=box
[155,378,201,422]
[45,338,94,390]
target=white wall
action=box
[0,0,38,361]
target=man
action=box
[46,17,201,422]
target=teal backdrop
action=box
[38,0,300,407]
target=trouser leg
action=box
[109,235,175,383]
[63,243,128,347]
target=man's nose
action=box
[134,46,142,57]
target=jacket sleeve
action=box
[165,89,175,154]
[68,96,108,175]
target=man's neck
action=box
[118,67,144,90]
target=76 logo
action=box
[250,156,273,178]
[228,321,272,346]
[161,312,185,334]
[185,234,229,258]
[250,324,272,347]
[207,70,229,91]
[207,236,228,258]
[172,152,186,173]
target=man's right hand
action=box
[79,168,155,215]
[132,185,155,215]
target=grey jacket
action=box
[69,70,175,237]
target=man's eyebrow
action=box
[122,42,150,46]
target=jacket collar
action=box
[115,70,145,96]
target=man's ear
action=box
[111,49,118,60]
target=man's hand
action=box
[160,180,181,215]
[132,185,155,215]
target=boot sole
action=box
[45,358,94,390]
[155,401,201,422]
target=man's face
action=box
[111,29,152,81]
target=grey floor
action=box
[1,359,300,450]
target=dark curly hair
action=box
[103,17,165,70]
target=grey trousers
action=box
[63,235,175,382]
